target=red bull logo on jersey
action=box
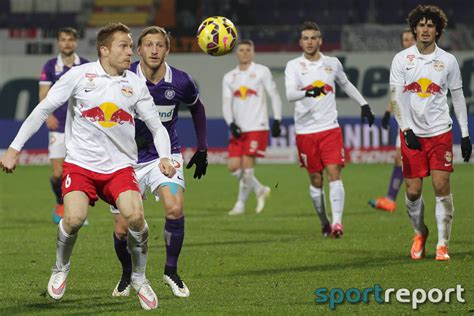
[81,102,134,128]
[233,86,258,100]
[403,78,442,98]
[303,80,334,97]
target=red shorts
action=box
[62,162,140,208]
[400,130,453,178]
[296,127,345,173]
[228,131,269,158]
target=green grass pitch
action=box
[1,164,473,314]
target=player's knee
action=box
[51,169,63,180]
[228,164,240,173]
[125,210,145,231]
[114,221,128,239]
[165,203,184,219]
[432,180,450,196]
[63,214,85,232]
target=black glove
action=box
[229,122,241,138]
[381,111,391,130]
[186,150,208,179]
[271,120,281,137]
[361,104,375,127]
[305,86,325,98]
[461,136,472,162]
[403,129,422,150]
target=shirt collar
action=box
[95,59,127,78]
[413,44,439,62]
[301,53,324,65]
[56,53,81,68]
[137,61,172,83]
[236,62,255,72]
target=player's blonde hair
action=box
[96,23,131,57]
[138,26,171,49]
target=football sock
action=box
[50,176,63,205]
[309,185,330,227]
[435,194,454,247]
[113,232,132,279]
[237,169,253,203]
[406,195,428,235]
[55,219,77,269]
[329,180,345,225]
[164,216,185,268]
[387,166,403,201]
[128,221,149,283]
[248,169,263,194]
[231,169,242,179]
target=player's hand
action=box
[159,157,176,178]
[361,104,375,127]
[305,86,325,98]
[271,120,281,137]
[461,136,472,162]
[403,129,422,150]
[186,149,208,179]
[381,111,391,130]
[229,122,242,138]
[46,115,59,130]
[0,147,20,174]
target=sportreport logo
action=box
[314,284,465,310]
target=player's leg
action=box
[111,212,132,296]
[309,171,331,236]
[47,190,89,300]
[49,131,66,223]
[228,156,247,215]
[326,164,345,237]
[431,171,453,260]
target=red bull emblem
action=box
[121,85,133,97]
[81,102,134,128]
[403,78,442,98]
[303,80,334,97]
[324,66,333,74]
[445,151,453,163]
[433,61,444,72]
[233,86,258,99]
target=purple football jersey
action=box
[130,61,199,163]
[39,54,89,132]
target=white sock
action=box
[435,194,454,247]
[231,169,242,180]
[329,180,345,225]
[309,185,330,227]
[56,219,77,269]
[406,195,427,235]
[237,169,253,203]
[128,221,149,283]
[247,169,263,194]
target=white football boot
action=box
[131,278,158,310]
[256,186,271,213]
[228,201,245,215]
[112,278,131,297]
[47,265,70,300]
[163,274,190,297]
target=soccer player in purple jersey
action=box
[38,27,89,223]
[110,26,208,298]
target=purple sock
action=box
[387,166,403,201]
[164,217,185,268]
[113,232,132,278]
[50,177,63,204]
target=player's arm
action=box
[262,67,283,137]
[187,97,208,179]
[2,68,79,173]
[39,64,59,130]
[284,61,306,102]
[334,59,374,126]
[222,74,241,138]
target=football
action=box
[196,16,238,56]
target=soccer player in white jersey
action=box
[285,22,375,238]
[222,40,282,215]
[369,29,415,212]
[390,5,471,261]
[38,27,89,223]
[0,23,176,310]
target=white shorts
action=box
[48,132,66,159]
[110,153,185,214]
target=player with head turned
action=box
[285,21,375,237]
[0,23,176,310]
[222,39,282,215]
[39,27,89,223]
[390,5,471,260]
[369,29,415,212]
[110,26,208,298]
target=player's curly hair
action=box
[96,22,131,57]
[407,5,448,42]
[138,26,171,49]
[299,21,322,38]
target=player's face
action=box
[236,44,254,64]
[57,33,77,57]
[414,18,437,45]
[299,29,322,56]
[402,31,415,49]
[105,32,133,72]
[137,33,169,70]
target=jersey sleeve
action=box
[447,55,463,90]
[222,73,234,125]
[39,61,54,86]
[284,60,306,102]
[262,66,282,120]
[334,58,349,86]
[43,66,80,107]
[183,72,199,105]
[389,53,405,86]
[135,81,159,121]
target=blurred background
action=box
[0,0,473,164]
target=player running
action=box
[1,23,175,310]
[390,5,471,260]
[285,21,375,238]
[38,27,89,223]
[368,29,415,212]
[110,26,208,298]
[222,40,282,215]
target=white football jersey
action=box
[38,61,160,173]
[222,62,282,132]
[390,45,463,137]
